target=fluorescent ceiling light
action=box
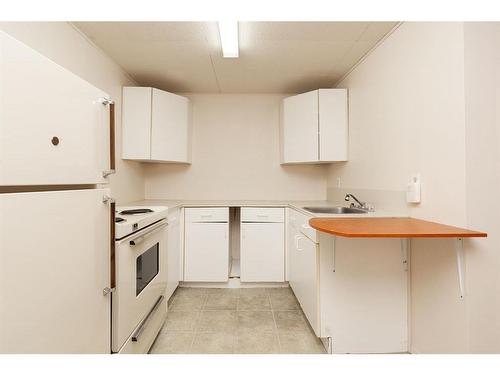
[218,21,239,58]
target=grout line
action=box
[270,297,283,353]
[169,287,314,354]
[187,293,207,353]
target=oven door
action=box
[112,219,168,352]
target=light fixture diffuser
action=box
[218,21,239,58]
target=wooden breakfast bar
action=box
[309,217,487,300]
[308,217,487,238]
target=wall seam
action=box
[67,22,139,86]
[334,22,404,88]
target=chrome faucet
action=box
[345,193,372,211]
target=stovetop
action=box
[115,205,168,240]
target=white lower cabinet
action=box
[286,208,408,354]
[240,208,285,282]
[184,208,229,282]
[240,223,285,282]
[289,223,320,336]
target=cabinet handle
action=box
[100,98,115,178]
[295,234,303,251]
[132,296,164,342]
[128,220,168,245]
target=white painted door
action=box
[318,89,348,162]
[0,189,111,353]
[240,223,285,282]
[281,90,319,163]
[293,235,320,336]
[151,89,191,163]
[0,31,111,186]
[166,207,181,300]
[184,222,229,282]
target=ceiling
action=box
[74,22,398,94]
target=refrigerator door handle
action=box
[102,194,116,290]
[99,97,115,178]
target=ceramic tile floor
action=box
[149,287,326,354]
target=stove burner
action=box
[119,209,154,215]
[115,217,126,223]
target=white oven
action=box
[112,218,168,353]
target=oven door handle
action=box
[131,295,164,343]
[128,220,168,246]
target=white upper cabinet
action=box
[122,87,192,163]
[0,31,113,186]
[280,88,348,164]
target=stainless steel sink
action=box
[302,206,369,214]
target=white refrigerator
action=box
[0,30,115,353]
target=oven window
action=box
[136,243,159,296]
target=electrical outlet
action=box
[336,177,342,188]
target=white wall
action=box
[328,22,499,353]
[328,22,468,353]
[463,22,500,353]
[145,94,328,200]
[0,22,145,204]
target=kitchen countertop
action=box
[309,217,487,238]
[126,199,408,218]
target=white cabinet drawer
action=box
[118,298,167,354]
[185,207,229,223]
[241,207,285,223]
[290,208,318,243]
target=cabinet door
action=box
[151,89,190,163]
[318,89,348,162]
[281,90,319,163]
[122,87,152,160]
[240,223,285,282]
[292,235,320,336]
[287,217,301,287]
[0,31,111,185]
[0,189,111,353]
[184,222,229,282]
[166,208,181,300]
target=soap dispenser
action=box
[406,174,421,203]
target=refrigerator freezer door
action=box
[0,31,112,186]
[0,188,111,353]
